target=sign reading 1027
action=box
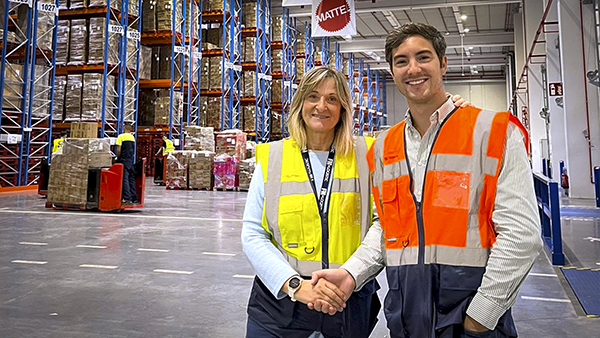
[38,1,58,14]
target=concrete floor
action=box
[0,179,598,337]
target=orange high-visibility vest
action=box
[367,106,527,267]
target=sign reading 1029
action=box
[127,30,140,41]
[38,2,58,15]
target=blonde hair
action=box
[287,66,355,157]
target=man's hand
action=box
[307,269,356,315]
[463,315,489,333]
[292,279,347,314]
[449,93,472,108]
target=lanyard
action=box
[301,145,335,216]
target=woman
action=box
[242,66,467,338]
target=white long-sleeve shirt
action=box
[342,97,543,330]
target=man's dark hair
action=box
[124,124,132,132]
[60,130,68,137]
[385,22,447,71]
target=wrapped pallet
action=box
[199,96,208,126]
[142,0,157,31]
[242,105,255,132]
[157,0,182,32]
[272,16,283,40]
[206,27,222,46]
[2,64,24,111]
[88,17,120,65]
[124,79,136,122]
[56,20,70,66]
[272,49,283,72]
[88,0,118,9]
[242,2,257,28]
[47,139,113,205]
[53,76,67,122]
[271,79,282,102]
[138,89,157,126]
[242,36,256,62]
[151,46,161,78]
[296,58,305,80]
[213,153,237,189]
[32,64,50,118]
[209,0,223,11]
[209,57,222,90]
[238,158,254,190]
[200,57,210,90]
[139,46,152,80]
[159,46,183,79]
[68,19,87,65]
[65,74,83,120]
[206,97,221,130]
[126,28,140,66]
[166,150,188,189]
[188,151,214,189]
[215,129,246,159]
[185,126,215,152]
[81,74,116,121]
[129,0,139,17]
[242,71,255,97]
[271,111,282,134]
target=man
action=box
[311,23,542,338]
[154,134,174,183]
[116,124,137,204]
[52,130,68,153]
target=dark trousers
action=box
[122,165,137,202]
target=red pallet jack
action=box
[44,158,146,212]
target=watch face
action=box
[289,277,301,289]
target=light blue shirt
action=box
[241,150,332,299]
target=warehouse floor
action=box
[0,179,598,337]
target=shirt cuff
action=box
[466,292,508,330]
[341,256,372,291]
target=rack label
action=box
[292,83,298,89]
[368,109,375,114]
[174,46,188,55]
[10,0,32,7]
[233,65,242,72]
[23,127,32,132]
[37,2,58,14]
[108,24,124,35]
[193,51,202,60]
[127,30,140,41]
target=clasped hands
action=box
[292,268,355,316]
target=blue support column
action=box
[304,22,314,72]
[187,0,203,126]
[220,0,241,131]
[357,59,364,136]
[549,181,564,265]
[382,74,387,126]
[321,36,329,66]
[375,71,381,131]
[366,65,374,132]
[334,42,342,70]
[255,0,270,142]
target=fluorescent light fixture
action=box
[460,14,468,20]
[445,32,450,35]
[463,28,470,33]
[468,46,473,50]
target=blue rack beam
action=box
[357,58,364,136]
[366,64,374,133]
[220,0,241,131]
[187,0,203,127]
[255,0,271,142]
[304,22,314,72]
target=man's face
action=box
[390,35,447,105]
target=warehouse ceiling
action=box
[272,0,521,82]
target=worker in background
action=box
[52,130,68,153]
[154,134,174,183]
[116,124,137,204]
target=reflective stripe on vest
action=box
[163,139,175,156]
[257,137,374,276]
[369,107,515,268]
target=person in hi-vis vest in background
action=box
[241,66,470,338]
[52,130,68,153]
[310,23,543,338]
[116,124,137,204]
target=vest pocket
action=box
[381,179,400,242]
[339,193,361,227]
[278,196,305,249]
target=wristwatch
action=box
[287,275,303,302]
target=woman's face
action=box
[301,78,342,137]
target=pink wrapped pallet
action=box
[215,129,246,160]
[213,153,238,189]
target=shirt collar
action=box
[405,95,456,128]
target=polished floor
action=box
[0,180,598,337]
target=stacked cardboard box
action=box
[81,74,116,120]
[272,49,283,72]
[238,158,254,190]
[209,57,222,90]
[184,126,215,152]
[47,138,113,205]
[88,0,118,10]
[296,58,305,80]
[213,153,237,189]
[69,0,87,10]
[65,74,83,120]
[242,2,257,27]
[32,64,50,118]
[206,97,221,129]
[242,71,255,97]
[142,0,157,31]
[200,57,210,90]
[209,0,223,11]
[245,140,256,159]
[215,129,246,160]
[242,105,255,132]
[166,150,188,189]
[56,21,70,66]
[157,0,182,32]
[53,76,67,122]
[272,112,282,134]
[272,79,282,102]
[71,122,98,138]
[242,36,256,62]
[272,16,283,39]
[206,28,222,46]
[188,151,214,189]
[68,19,87,65]
[139,46,152,80]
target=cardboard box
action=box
[70,122,98,138]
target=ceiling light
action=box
[463,28,470,33]
[445,32,450,35]
[473,65,477,68]
[460,14,467,20]
[468,46,473,50]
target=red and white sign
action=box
[282,0,311,6]
[312,0,356,37]
[549,82,563,96]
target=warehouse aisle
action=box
[0,181,598,337]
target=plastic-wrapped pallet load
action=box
[209,0,223,11]
[47,138,113,205]
[200,57,210,90]
[56,20,70,66]
[242,36,256,62]
[139,46,152,80]
[296,31,305,50]
[245,140,255,159]
[184,126,215,152]
[296,58,305,80]
[206,97,221,129]
[242,2,257,28]
[272,49,283,72]
[271,79,282,102]
[53,76,67,122]
[81,74,116,121]
[209,57,222,90]
[215,129,246,160]
[88,17,120,65]
[142,0,157,31]
[159,46,183,79]
[242,71,255,97]
[68,19,87,65]
[271,112,282,134]
[32,64,50,118]
[151,47,161,78]
[126,28,140,65]
[238,157,254,190]
[157,0,182,32]
[129,0,139,17]
[154,91,170,125]
[138,90,156,126]
[124,79,136,122]
[272,16,283,40]
[34,1,55,51]
[2,64,24,111]
[242,105,255,132]
[65,74,83,120]
[199,96,208,125]
[88,0,118,10]
[188,151,214,189]
[166,150,188,189]
[206,27,222,46]
[213,153,237,189]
